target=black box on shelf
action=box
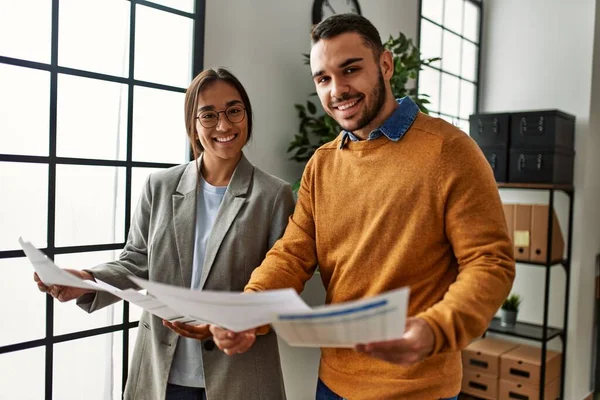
[510,110,575,151]
[508,148,574,184]
[469,113,511,148]
[482,146,509,183]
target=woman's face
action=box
[195,80,248,163]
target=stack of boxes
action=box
[461,338,562,400]
[461,337,519,399]
[469,110,575,184]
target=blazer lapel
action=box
[199,154,254,289]
[172,158,199,288]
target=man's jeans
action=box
[316,378,459,400]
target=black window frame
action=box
[417,0,484,129]
[0,0,205,397]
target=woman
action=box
[34,68,295,400]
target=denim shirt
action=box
[339,96,419,149]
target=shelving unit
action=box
[489,183,575,400]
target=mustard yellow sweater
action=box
[246,113,515,399]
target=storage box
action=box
[510,110,575,150]
[500,345,561,387]
[498,378,560,400]
[462,369,498,400]
[508,148,574,184]
[462,338,520,376]
[470,113,511,148]
[482,146,509,182]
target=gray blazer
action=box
[77,154,295,400]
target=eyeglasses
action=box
[196,105,246,128]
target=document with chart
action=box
[271,287,410,347]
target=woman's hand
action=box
[33,269,96,302]
[163,321,212,341]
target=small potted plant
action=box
[500,293,522,327]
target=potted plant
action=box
[500,293,522,327]
[287,32,440,192]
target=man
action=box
[210,14,515,400]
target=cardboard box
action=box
[498,378,560,400]
[462,369,498,400]
[500,345,561,387]
[462,337,520,376]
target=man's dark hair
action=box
[310,14,384,58]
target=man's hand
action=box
[163,321,212,341]
[355,317,435,365]
[33,269,96,302]
[209,325,257,355]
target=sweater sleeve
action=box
[245,158,319,294]
[417,131,516,355]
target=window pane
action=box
[419,19,442,68]
[133,86,188,164]
[0,64,50,156]
[57,74,128,160]
[421,0,443,24]
[459,80,476,120]
[444,0,464,34]
[135,5,193,88]
[463,0,480,43]
[418,66,440,113]
[0,0,52,63]
[131,167,164,221]
[55,165,125,247]
[0,258,46,346]
[150,0,195,13]
[58,0,130,77]
[440,73,460,116]
[0,162,48,251]
[461,40,478,82]
[458,118,469,133]
[53,250,123,335]
[442,30,461,76]
[129,327,139,357]
[54,332,123,400]
[0,346,45,399]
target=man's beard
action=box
[333,68,387,133]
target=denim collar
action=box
[339,96,419,149]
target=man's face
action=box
[310,32,389,135]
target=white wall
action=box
[481,0,600,398]
[203,1,419,398]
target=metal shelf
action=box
[487,317,563,342]
[497,182,574,193]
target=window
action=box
[0,0,205,398]
[418,0,482,133]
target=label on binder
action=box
[513,230,530,247]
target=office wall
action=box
[481,0,600,398]
[203,1,419,398]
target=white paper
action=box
[130,276,311,332]
[19,237,205,324]
[19,237,100,291]
[20,237,410,346]
[271,287,410,347]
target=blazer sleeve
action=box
[267,183,296,249]
[76,175,153,313]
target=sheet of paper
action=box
[88,280,208,324]
[271,287,410,347]
[19,237,206,324]
[130,276,311,332]
[19,237,100,291]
